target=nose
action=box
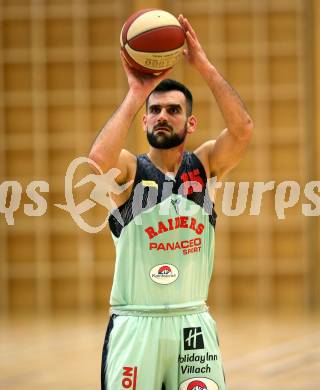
[157,108,168,122]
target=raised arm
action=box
[179,15,253,180]
[89,52,171,183]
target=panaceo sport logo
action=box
[180,378,219,390]
[149,263,179,285]
[121,366,137,389]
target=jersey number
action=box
[180,169,204,195]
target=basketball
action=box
[120,9,185,74]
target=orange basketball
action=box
[120,9,185,74]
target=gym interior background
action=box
[1,0,319,389]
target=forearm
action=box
[197,60,253,138]
[89,89,144,172]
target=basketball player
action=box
[90,15,253,390]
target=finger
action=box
[185,30,196,47]
[178,14,185,29]
[120,51,135,74]
[120,50,128,66]
[183,17,197,39]
[158,67,172,80]
[120,50,130,65]
[178,14,189,33]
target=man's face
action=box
[144,91,190,149]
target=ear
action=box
[186,115,197,134]
[142,114,147,133]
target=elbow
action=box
[229,115,254,142]
[238,117,254,141]
[244,117,254,138]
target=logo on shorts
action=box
[149,263,179,285]
[180,378,219,390]
[188,380,207,390]
[121,366,138,389]
[183,327,204,350]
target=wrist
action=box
[195,58,217,76]
[125,88,147,111]
[196,60,222,89]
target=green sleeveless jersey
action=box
[108,151,217,312]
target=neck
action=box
[147,145,185,175]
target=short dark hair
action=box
[146,79,193,116]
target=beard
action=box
[147,122,188,149]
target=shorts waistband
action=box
[110,304,208,317]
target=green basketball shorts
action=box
[101,310,226,389]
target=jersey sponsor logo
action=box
[149,238,202,255]
[183,327,204,350]
[121,366,138,389]
[171,197,181,214]
[149,263,179,285]
[144,216,205,239]
[180,378,219,390]
[158,265,172,274]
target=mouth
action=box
[154,126,171,133]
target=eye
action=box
[149,106,161,114]
[168,106,179,115]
